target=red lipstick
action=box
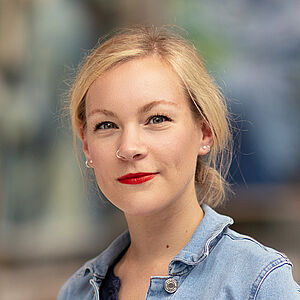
[117,172,158,185]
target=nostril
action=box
[116,149,145,160]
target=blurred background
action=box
[0,0,299,299]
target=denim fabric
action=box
[58,205,300,299]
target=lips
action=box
[117,172,158,185]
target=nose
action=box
[116,126,147,161]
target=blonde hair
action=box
[69,25,232,208]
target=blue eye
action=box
[148,115,172,124]
[94,122,117,131]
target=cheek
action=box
[87,134,116,159]
[88,140,114,178]
[153,128,200,171]
[88,141,106,161]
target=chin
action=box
[114,196,169,217]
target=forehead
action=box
[85,56,187,113]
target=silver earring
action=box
[85,160,93,168]
[202,145,210,151]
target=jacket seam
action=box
[223,232,268,251]
[248,257,292,300]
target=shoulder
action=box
[221,227,288,264]
[218,228,300,299]
[253,262,300,300]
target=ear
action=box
[198,121,213,156]
[79,126,92,161]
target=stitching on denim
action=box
[248,257,292,300]
[223,232,268,251]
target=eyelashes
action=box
[146,114,172,125]
[94,121,117,131]
[93,114,173,132]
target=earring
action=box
[85,160,93,168]
[202,145,210,152]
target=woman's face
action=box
[82,56,211,217]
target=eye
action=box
[148,114,172,125]
[94,121,117,131]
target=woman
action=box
[58,25,299,299]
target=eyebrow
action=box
[87,109,117,118]
[138,100,178,114]
[87,100,178,118]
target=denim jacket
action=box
[58,205,300,299]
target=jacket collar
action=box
[82,204,233,277]
[169,204,233,275]
[82,230,130,278]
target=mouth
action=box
[117,172,159,185]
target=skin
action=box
[81,55,213,299]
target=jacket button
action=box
[164,278,178,293]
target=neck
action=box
[123,191,204,268]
